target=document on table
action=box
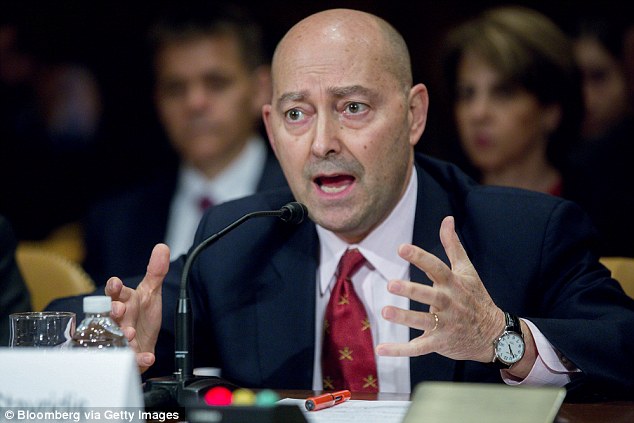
[277,398,411,423]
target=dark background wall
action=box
[3,0,623,185]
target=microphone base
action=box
[143,376,308,423]
[143,375,238,408]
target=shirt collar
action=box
[317,167,418,294]
[177,136,267,205]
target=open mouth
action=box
[314,174,356,194]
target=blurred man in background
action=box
[82,4,286,283]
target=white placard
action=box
[0,348,146,422]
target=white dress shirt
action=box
[312,168,572,393]
[164,137,267,258]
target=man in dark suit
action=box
[82,4,286,284]
[0,215,32,345]
[105,9,634,400]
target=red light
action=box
[203,386,233,406]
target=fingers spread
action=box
[376,338,431,357]
[387,280,436,306]
[136,353,155,373]
[145,243,170,290]
[398,243,451,285]
[105,277,124,300]
[108,279,138,305]
[439,216,470,273]
[111,301,126,320]
[122,326,136,343]
[382,306,439,333]
[125,328,155,373]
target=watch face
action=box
[496,332,525,364]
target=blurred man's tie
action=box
[322,248,378,392]
[198,196,214,212]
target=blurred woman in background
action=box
[441,6,582,196]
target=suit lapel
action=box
[256,149,288,192]
[255,221,319,388]
[409,162,458,386]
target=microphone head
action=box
[279,202,308,224]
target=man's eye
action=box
[204,77,231,92]
[285,109,304,121]
[345,102,367,114]
[160,82,186,98]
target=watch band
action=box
[491,312,523,369]
[504,312,521,334]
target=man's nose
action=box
[310,113,342,158]
[185,85,210,111]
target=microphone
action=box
[279,201,309,224]
[143,201,308,407]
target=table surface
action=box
[279,390,634,423]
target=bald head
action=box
[272,9,412,92]
[262,8,429,243]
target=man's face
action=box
[575,37,629,140]
[154,35,268,175]
[263,29,426,243]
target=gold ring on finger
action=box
[431,312,439,332]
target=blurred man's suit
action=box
[82,148,286,284]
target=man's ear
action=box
[252,65,272,116]
[408,83,429,147]
[542,103,562,135]
[262,103,277,156]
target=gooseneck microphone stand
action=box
[143,202,308,408]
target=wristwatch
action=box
[491,312,525,369]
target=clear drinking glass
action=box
[9,311,76,347]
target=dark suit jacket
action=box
[0,215,32,346]
[150,153,634,401]
[82,146,287,284]
[563,118,634,257]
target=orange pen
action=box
[304,390,351,411]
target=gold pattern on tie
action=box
[321,248,379,392]
[324,319,330,335]
[339,347,353,361]
[323,376,335,390]
[363,375,378,389]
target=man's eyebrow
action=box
[277,85,375,105]
[328,85,374,98]
[278,91,309,104]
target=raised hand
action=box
[105,243,170,373]
[376,216,505,363]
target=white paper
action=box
[278,398,411,423]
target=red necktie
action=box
[322,249,378,392]
[198,196,214,212]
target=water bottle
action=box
[72,295,128,348]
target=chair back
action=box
[600,256,634,299]
[17,221,85,263]
[15,245,95,311]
